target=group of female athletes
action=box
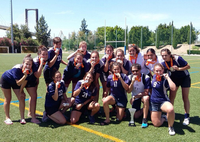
[0,37,191,136]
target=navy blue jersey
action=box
[45,81,66,107]
[151,75,170,103]
[85,59,104,75]
[107,73,130,100]
[83,51,91,60]
[74,80,97,104]
[1,65,24,85]
[32,56,49,71]
[112,58,131,75]
[44,47,62,71]
[101,55,114,76]
[161,55,189,78]
[63,57,87,80]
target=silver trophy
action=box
[128,108,136,126]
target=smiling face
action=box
[106,47,113,56]
[91,52,99,63]
[54,42,61,48]
[84,73,93,84]
[128,47,137,56]
[53,72,62,82]
[75,54,83,63]
[79,43,87,54]
[154,65,164,75]
[39,50,48,61]
[116,51,124,61]
[23,59,32,70]
[161,51,171,61]
[147,51,156,60]
[112,65,121,74]
[131,66,140,76]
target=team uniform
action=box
[112,58,131,75]
[0,65,25,89]
[161,55,191,88]
[85,59,104,75]
[150,75,170,111]
[100,54,114,82]
[26,56,49,87]
[63,57,87,84]
[145,56,163,72]
[83,51,91,60]
[72,80,97,112]
[128,74,151,111]
[43,47,63,84]
[125,52,149,75]
[107,73,131,108]
[45,80,66,116]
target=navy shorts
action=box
[172,75,191,88]
[45,105,60,116]
[132,98,142,111]
[72,101,91,113]
[0,77,20,89]
[43,69,54,84]
[26,77,38,88]
[100,72,108,82]
[111,94,127,108]
[150,101,169,112]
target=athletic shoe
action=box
[42,111,49,122]
[89,115,95,124]
[20,119,26,124]
[183,117,190,125]
[168,127,176,136]
[141,122,148,128]
[4,118,13,125]
[141,118,148,128]
[161,114,168,122]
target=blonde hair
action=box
[79,41,87,48]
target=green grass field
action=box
[0,53,200,142]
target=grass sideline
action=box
[0,53,200,142]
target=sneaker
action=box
[168,127,176,136]
[42,111,49,122]
[89,115,95,124]
[141,119,148,128]
[20,119,26,124]
[183,117,190,125]
[4,118,13,125]
[161,114,168,122]
[141,122,148,128]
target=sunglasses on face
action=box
[132,70,138,73]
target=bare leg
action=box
[88,101,100,116]
[70,110,82,124]
[161,102,175,128]
[169,87,179,105]
[142,95,149,119]
[116,107,126,121]
[48,111,66,125]
[1,88,12,119]
[151,111,165,127]
[102,96,115,123]
[182,87,190,114]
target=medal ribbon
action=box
[74,59,84,68]
[113,74,118,81]
[129,54,138,64]
[164,58,173,70]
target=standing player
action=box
[62,53,87,96]
[150,63,176,135]
[70,72,100,124]
[0,54,33,124]
[101,62,130,125]
[127,63,151,128]
[44,71,74,124]
[43,37,68,86]
[67,41,91,60]
[125,44,149,75]
[160,48,191,125]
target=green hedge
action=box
[187,50,200,54]
[21,46,38,53]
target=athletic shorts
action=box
[63,77,79,85]
[43,69,54,84]
[25,77,38,88]
[132,98,142,111]
[111,94,127,108]
[150,101,169,112]
[0,77,20,89]
[171,75,191,88]
[45,105,60,116]
[100,72,108,82]
[72,101,91,113]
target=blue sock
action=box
[184,113,189,118]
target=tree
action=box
[6,24,21,40]
[80,18,89,35]
[35,15,51,47]
[21,25,32,39]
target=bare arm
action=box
[61,60,68,66]
[52,83,59,101]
